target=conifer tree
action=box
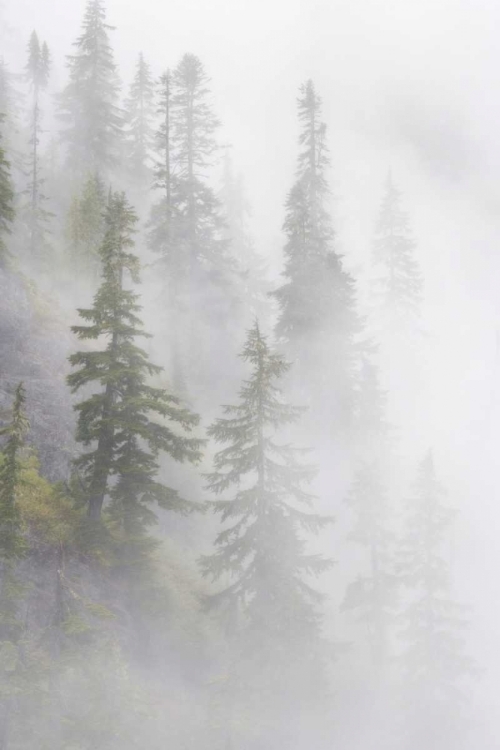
[123,53,155,189]
[0,383,29,750]
[58,0,122,179]
[397,452,473,748]
[0,383,29,560]
[371,173,423,333]
[68,191,202,529]
[171,53,225,273]
[201,323,331,745]
[149,54,235,392]
[273,80,359,430]
[66,172,106,280]
[0,118,14,267]
[24,31,52,264]
[0,59,23,161]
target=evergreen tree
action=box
[123,53,155,190]
[371,172,423,333]
[0,117,14,267]
[0,383,29,560]
[397,452,474,748]
[58,0,122,179]
[273,80,360,431]
[148,54,235,393]
[0,383,29,750]
[66,172,106,280]
[0,59,23,161]
[23,31,52,265]
[68,191,202,530]
[201,323,331,747]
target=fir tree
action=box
[397,452,474,748]
[372,172,423,332]
[0,384,29,750]
[68,191,202,529]
[0,117,14,267]
[273,80,360,431]
[0,383,29,560]
[0,59,23,161]
[58,0,122,179]
[147,68,185,389]
[66,172,106,280]
[24,31,52,265]
[201,323,331,746]
[171,53,224,272]
[148,54,235,393]
[123,53,155,189]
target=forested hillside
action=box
[0,1,492,748]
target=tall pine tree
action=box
[201,322,332,748]
[58,0,122,180]
[397,452,474,749]
[0,117,14,267]
[123,53,155,191]
[23,31,52,265]
[0,383,29,560]
[273,80,360,432]
[68,191,203,530]
[371,172,423,334]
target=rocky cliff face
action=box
[0,268,75,480]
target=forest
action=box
[0,0,495,748]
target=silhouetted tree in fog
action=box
[23,31,52,266]
[68,192,202,530]
[371,172,423,334]
[397,451,474,749]
[123,52,155,190]
[273,80,360,432]
[59,0,122,180]
[201,322,332,748]
[0,118,14,266]
[66,171,106,281]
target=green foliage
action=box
[68,191,203,546]
[201,322,332,745]
[0,383,29,560]
[66,172,106,279]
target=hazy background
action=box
[2,0,500,742]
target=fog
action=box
[0,0,498,747]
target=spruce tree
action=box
[24,31,52,264]
[68,191,202,528]
[372,172,423,333]
[123,53,155,190]
[0,384,29,750]
[0,383,29,560]
[0,117,14,267]
[148,54,235,393]
[58,0,122,179]
[201,322,331,746]
[397,452,474,748]
[273,80,359,431]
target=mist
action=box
[0,0,497,747]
